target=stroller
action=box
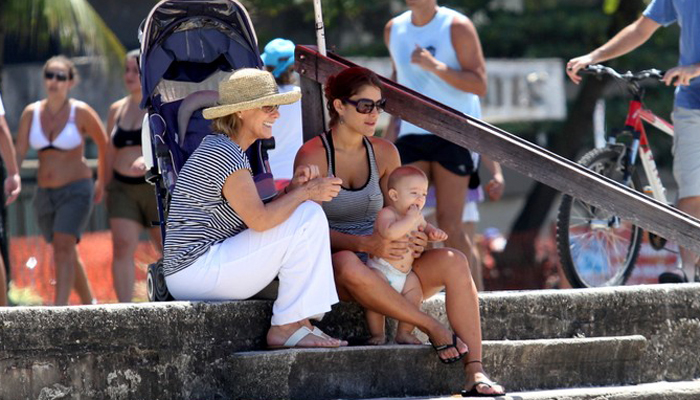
[139,0,277,301]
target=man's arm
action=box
[409,15,487,96]
[566,16,661,84]
[0,113,20,205]
[481,155,504,201]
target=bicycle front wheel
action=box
[557,147,643,288]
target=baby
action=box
[366,165,448,345]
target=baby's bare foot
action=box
[395,331,423,345]
[367,335,387,345]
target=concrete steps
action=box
[0,284,698,399]
[367,380,700,400]
[230,336,647,400]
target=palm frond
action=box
[3,0,125,74]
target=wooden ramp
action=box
[295,45,700,253]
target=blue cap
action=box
[261,38,295,78]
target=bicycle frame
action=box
[616,98,674,204]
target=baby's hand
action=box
[428,228,448,242]
[406,204,421,219]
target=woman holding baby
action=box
[294,67,505,397]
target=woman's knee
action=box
[52,238,77,263]
[332,251,370,286]
[428,248,471,277]
[297,200,324,217]
[294,201,329,230]
[112,234,137,258]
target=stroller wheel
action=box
[147,260,173,302]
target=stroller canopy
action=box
[140,0,263,108]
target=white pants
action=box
[166,201,339,326]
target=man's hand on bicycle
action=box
[662,64,700,87]
[566,54,596,84]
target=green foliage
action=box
[243,0,396,56]
[1,0,125,72]
[603,0,620,14]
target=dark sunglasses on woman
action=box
[261,105,280,113]
[44,71,69,82]
[343,98,386,114]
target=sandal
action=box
[461,380,506,397]
[429,333,468,364]
[268,326,343,349]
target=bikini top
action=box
[29,101,83,152]
[112,118,142,148]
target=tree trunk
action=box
[489,0,645,290]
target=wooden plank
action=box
[296,45,700,253]
[297,47,326,142]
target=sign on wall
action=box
[350,57,567,124]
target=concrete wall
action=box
[0,285,698,398]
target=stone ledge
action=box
[371,379,700,400]
[230,336,647,400]
[0,284,697,399]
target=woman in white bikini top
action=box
[16,58,108,194]
[15,55,109,306]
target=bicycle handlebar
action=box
[579,64,665,82]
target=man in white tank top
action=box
[384,1,504,291]
[384,1,505,397]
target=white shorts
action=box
[672,106,700,199]
[367,257,409,292]
[463,201,480,223]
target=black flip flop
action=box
[429,333,467,364]
[659,271,688,284]
[461,380,506,397]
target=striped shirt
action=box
[320,131,383,262]
[163,134,252,276]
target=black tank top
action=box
[112,119,142,148]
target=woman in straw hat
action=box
[162,68,346,349]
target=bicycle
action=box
[556,64,678,288]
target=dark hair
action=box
[324,67,382,127]
[265,65,295,86]
[43,55,79,85]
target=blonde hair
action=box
[43,55,80,86]
[388,165,428,190]
[211,113,243,139]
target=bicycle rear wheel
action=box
[557,147,643,288]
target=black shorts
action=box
[395,134,479,181]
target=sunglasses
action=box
[44,71,69,82]
[261,105,280,113]
[343,98,386,114]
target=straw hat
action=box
[202,68,301,119]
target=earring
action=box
[339,117,345,125]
